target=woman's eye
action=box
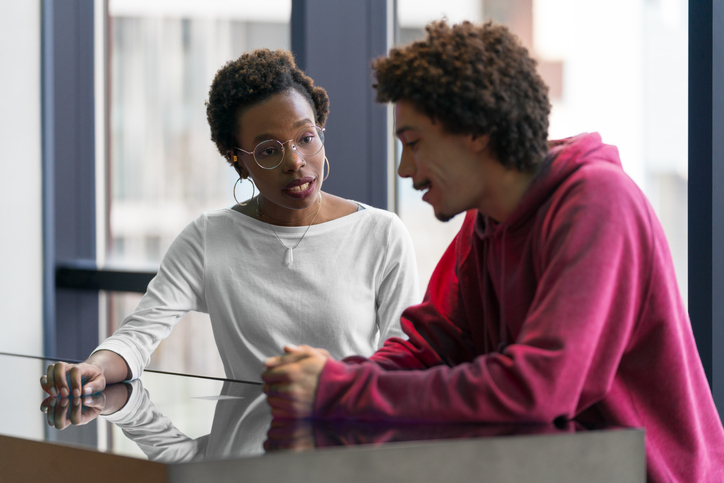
[257,147,280,158]
[298,134,314,145]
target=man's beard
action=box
[435,210,460,223]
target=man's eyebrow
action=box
[395,125,414,137]
[251,119,315,144]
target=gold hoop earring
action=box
[324,156,330,181]
[233,177,256,206]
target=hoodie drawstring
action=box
[482,237,490,354]
[497,227,508,353]
[482,220,509,354]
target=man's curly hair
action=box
[206,49,329,166]
[373,20,550,171]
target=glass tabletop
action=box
[0,351,628,465]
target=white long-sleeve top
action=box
[95,203,419,382]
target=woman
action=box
[41,49,419,398]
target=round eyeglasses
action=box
[235,126,325,170]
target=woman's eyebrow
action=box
[292,118,315,128]
[251,118,316,144]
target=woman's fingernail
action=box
[50,387,57,397]
[84,386,92,395]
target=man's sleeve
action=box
[313,168,647,423]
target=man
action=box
[262,20,724,481]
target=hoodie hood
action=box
[472,132,623,352]
[476,132,623,238]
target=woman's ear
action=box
[229,150,246,179]
[233,164,246,179]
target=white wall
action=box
[0,0,43,355]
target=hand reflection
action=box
[263,417,584,452]
[264,418,316,452]
[39,382,131,431]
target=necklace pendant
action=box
[260,193,322,269]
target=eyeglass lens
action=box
[253,126,325,169]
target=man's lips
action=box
[413,180,431,193]
[413,180,432,203]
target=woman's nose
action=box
[282,143,305,171]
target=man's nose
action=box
[397,152,415,178]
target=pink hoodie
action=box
[314,133,724,482]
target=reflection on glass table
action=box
[38,368,271,462]
[0,352,258,460]
[41,377,601,460]
[35,360,625,462]
[264,417,605,453]
[1,353,644,482]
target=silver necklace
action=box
[257,193,322,267]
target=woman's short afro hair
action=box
[373,20,550,171]
[206,49,329,165]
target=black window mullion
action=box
[42,0,98,361]
[688,0,723,415]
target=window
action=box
[395,0,689,304]
[104,0,292,377]
[43,2,719,408]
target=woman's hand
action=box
[40,351,132,399]
[262,345,330,419]
[40,361,106,399]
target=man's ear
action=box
[469,133,491,153]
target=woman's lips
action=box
[283,177,316,199]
